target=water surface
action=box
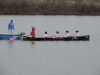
[0,15,100,75]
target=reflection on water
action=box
[31,41,35,45]
[30,41,36,49]
[7,40,14,49]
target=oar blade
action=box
[9,38,16,41]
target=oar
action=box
[41,35,46,41]
[41,35,54,38]
[9,36,17,41]
[9,33,23,41]
[9,37,16,41]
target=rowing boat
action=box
[23,35,90,41]
[0,32,25,40]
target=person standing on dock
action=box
[8,20,14,34]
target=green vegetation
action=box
[0,0,100,15]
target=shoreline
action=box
[0,14,100,16]
[0,0,100,15]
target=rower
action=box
[30,27,36,38]
[42,31,48,38]
[65,31,70,37]
[56,31,60,38]
[75,30,80,37]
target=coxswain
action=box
[30,27,36,38]
[31,26,36,36]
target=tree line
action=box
[0,0,100,15]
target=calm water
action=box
[0,15,100,75]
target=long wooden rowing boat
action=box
[0,32,25,40]
[23,35,90,41]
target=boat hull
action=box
[0,33,25,39]
[23,35,90,41]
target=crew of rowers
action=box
[30,26,80,38]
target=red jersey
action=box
[30,27,36,37]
